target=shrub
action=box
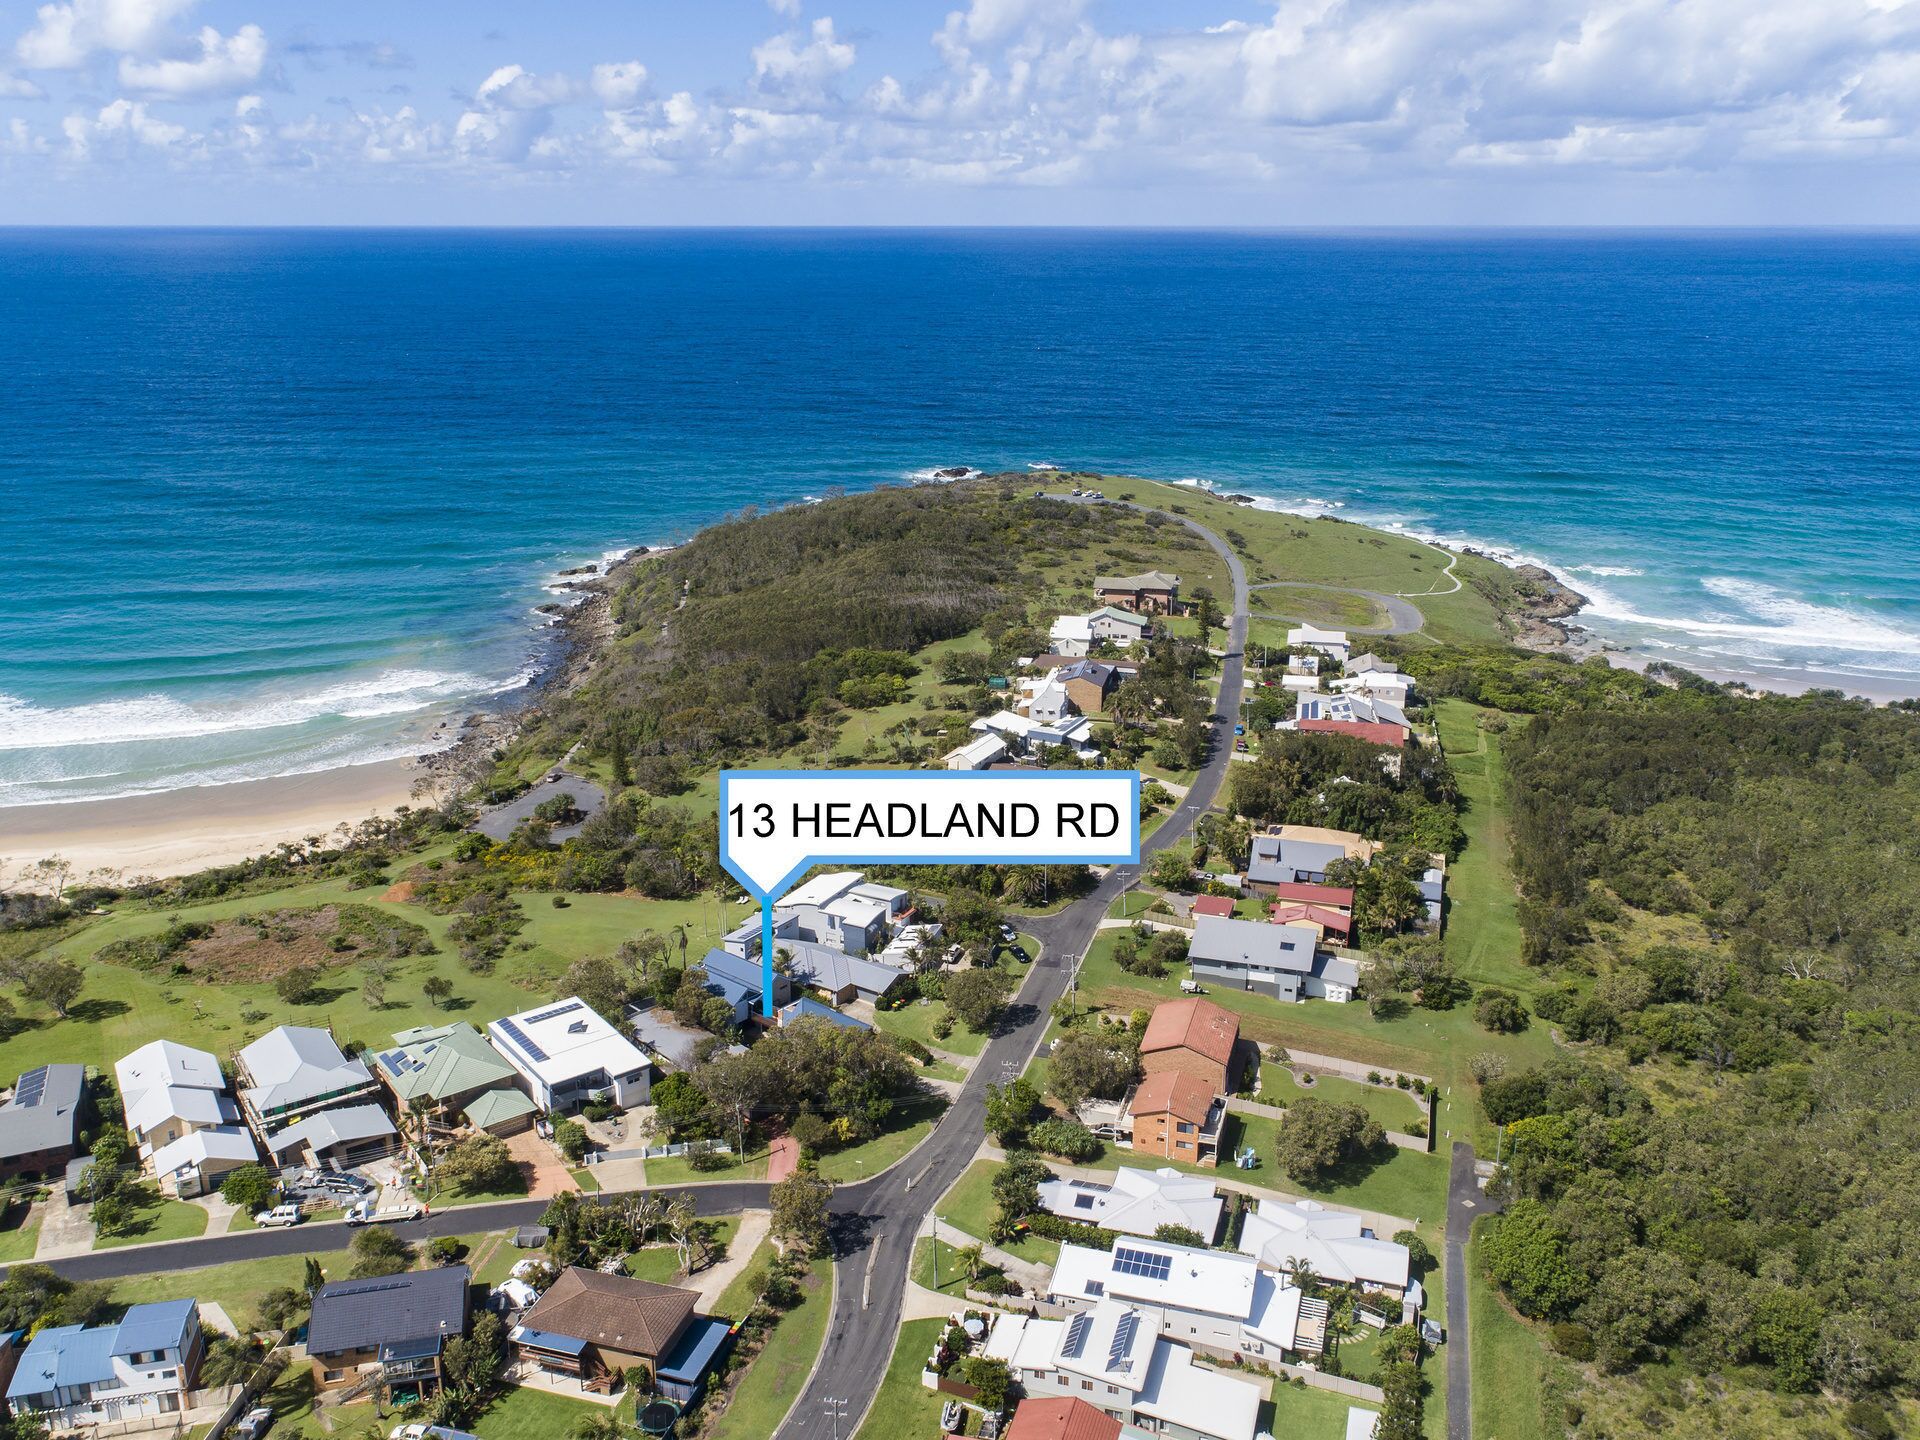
[553,1120,589,1163]
[1549,1322,1595,1361]
[1028,1117,1103,1163]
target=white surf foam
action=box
[1577,575,1920,656]
[1571,564,1644,577]
[0,667,511,753]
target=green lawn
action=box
[707,1255,835,1440]
[874,998,988,1057]
[715,1236,778,1318]
[472,1384,628,1440]
[1434,701,1536,995]
[910,1235,978,1295]
[816,1093,947,1183]
[646,1145,772,1187]
[624,1217,740,1285]
[934,1160,1059,1266]
[1258,1063,1428,1134]
[1077,930,1556,1152]
[436,1170,532,1207]
[0,1200,42,1262]
[1260,1377,1375,1439]
[1228,1117,1450,1228]
[0,875,748,1082]
[93,1193,209,1249]
[853,1319,949,1440]
[1469,1215,1557,1440]
[569,1166,601,1192]
[111,1242,355,1324]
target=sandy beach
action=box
[0,757,423,881]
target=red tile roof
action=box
[1297,718,1409,747]
[1269,881,1354,908]
[1140,996,1239,1067]
[1190,895,1236,918]
[1006,1398,1123,1440]
[1269,903,1353,935]
[1129,1070,1218,1125]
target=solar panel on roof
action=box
[1108,1311,1139,1369]
[524,1001,583,1025]
[1112,1246,1173,1282]
[1062,1311,1091,1357]
[494,1018,548,1063]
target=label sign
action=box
[718,768,1141,902]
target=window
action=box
[1177,1140,1192,1150]
[1081,1380,1093,1391]
[324,1370,345,1383]
[1176,1122,1195,1134]
[1073,1193,1097,1210]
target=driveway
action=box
[34,1190,93,1259]
[505,1127,577,1199]
[1445,1140,1498,1440]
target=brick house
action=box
[1053,659,1122,714]
[1093,570,1180,614]
[1139,997,1243,1094]
[1126,1072,1227,1168]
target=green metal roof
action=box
[374,1023,518,1103]
[463,1087,537,1129]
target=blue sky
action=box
[3,0,1920,225]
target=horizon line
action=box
[4,222,1920,235]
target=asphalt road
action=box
[1445,1140,1494,1440]
[20,497,1253,1440]
[776,500,1250,1440]
[472,768,607,843]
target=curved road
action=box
[1249,580,1426,637]
[20,500,1254,1440]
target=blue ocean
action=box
[4,229,1920,807]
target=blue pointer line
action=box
[761,897,777,1019]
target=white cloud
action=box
[15,0,195,68]
[474,62,576,110]
[769,0,803,15]
[752,16,855,99]
[62,96,188,157]
[591,59,648,106]
[0,71,46,98]
[117,23,265,97]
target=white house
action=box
[488,998,652,1113]
[972,710,1101,762]
[1287,626,1351,664]
[6,1299,203,1429]
[1049,614,1095,657]
[772,871,910,956]
[1050,1236,1330,1357]
[1086,606,1151,646]
[115,1039,254,1196]
[983,1305,1266,1440]
[1025,679,1075,726]
[1237,1198,1413,1298]
[235,1026,380,1137]
[1036,1166,1224,1242]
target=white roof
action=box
[239,1027,373,1113]
[1036,1166,1224,1241]
[1029,680,1071,712]
[946,734,1008,767]
[117,1040,224,1102]
[1243,1269,1306,1350]
[1052,1238,1261,1322]
[972,711,1096,745]
[1049,614,1093,642]
[1347,1408,1381,1440]
[780,871,867,908]
[1238,1198,1411,1290]
[127,1085,239,1136]
[1295,693,1408,728]
[984,1310,1263,1440]
[1288,625,1349,647]
[1133,1335,1264,1440]
[151,1125,257,1176]
[488,997,649,1085]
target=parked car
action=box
[345,1198,422,1226]
[233,1405,274,1439]
[254,1205,303,1228]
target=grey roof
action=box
[780,939,903,998]
[1313,955,1362,988]
[265,1102,397,1156]
[1248,835,1352,886]
[239,1026,374,1114]
[1347,653,1390,673]
[628,1005,707,1071]
[308,1265,470,1356]
[1189,914,1318,975]
[1054,660,1119,686]
[0,1064,85,1160]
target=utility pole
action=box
[824,1396,850,1440]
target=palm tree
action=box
[956,1243,984,1285]
[668,924,689,970]
[1284,1255,1321,1297]
[199,1335,261,1389]
[570,1412,635,1440]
